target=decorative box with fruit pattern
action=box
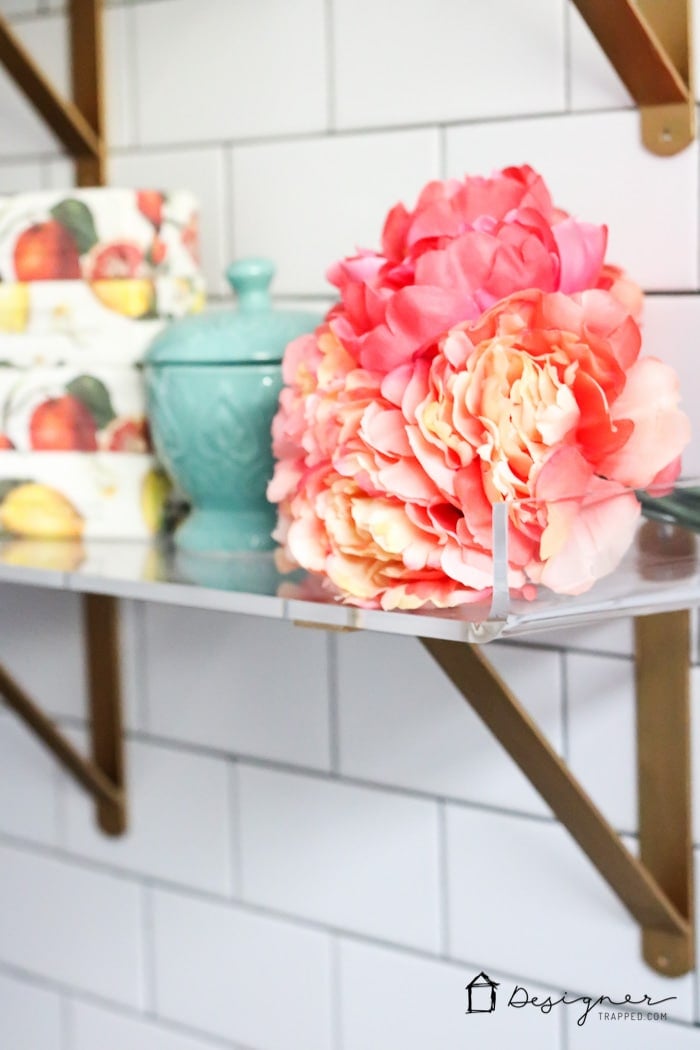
[0,187,204,541]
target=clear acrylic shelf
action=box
[1,481,699,642]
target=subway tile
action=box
[566,653,636,833]
[144,608,331,770]
[0,844,144,1005]
[134,0,327,145]
[103,5,135,150]
[336,633,562,816]
[71,998,227,1050]
[238,765,441,951]
[642,295,700,479]
[0,0,39,14]
[340,939,562,1050]
[153,887,333,1050]
[0,160,43,193]
[333,0,566,128]
[568,3,633,111]
[0,711,59,844]
[446,111,699,291]
[62,734,234,895]
[231,129,440,295]
[445,806,693,1019]
[110,147,229,295]
[43,154,74,188]
[0,971,62,1050]
[0,583,87,719]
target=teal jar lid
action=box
[144,257,322,365]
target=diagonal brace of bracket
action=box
[422,611,694,977]
[572,0,695,155]
[0,593,126,836]
[0,0,105,184]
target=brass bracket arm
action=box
[0,593,126,836]
[571,0,695,155]
[422,609,694,977]
[0,0,105,184]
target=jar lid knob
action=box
[226,257,275,311]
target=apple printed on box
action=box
[0,452,170,540]
[0,188,200,284]
[0,275,205,367]
[0,366,150,453]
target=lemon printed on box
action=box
[89,278,157,319]
[141,468,172,534]
[0,482,84,538]
[0,284,30,333]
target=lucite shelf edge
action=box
[1,524,700,642]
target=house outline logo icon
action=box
[466,971,499,1014]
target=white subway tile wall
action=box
[152,888,334,1049]
[0,844,145,1005]
[70,1000,228,1050]
[0,971,63,1050]
[230,129,441,296]
[61,733,235,895]
[0,712,59,844]
[133,0,328,144]
[332,0,567,128]
[238,764,442,950]
[0,1,699,1049]
[336,632,563,815]
[143,608,332,769]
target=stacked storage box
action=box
[0,187,204,541]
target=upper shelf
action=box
[1,504,699,643]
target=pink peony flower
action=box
[326,165,624,374]
[269,168,689,609]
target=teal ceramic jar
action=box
[144,258,321,553]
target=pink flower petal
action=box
[599,358,691,487]
[552,219,607,292]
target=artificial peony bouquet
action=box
[268,166,690,610]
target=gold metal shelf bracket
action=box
[0,1,117,833]
[571,0,695,155]
[422,608,694,977]
[0,594,126,836]
[0,0,105,184]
